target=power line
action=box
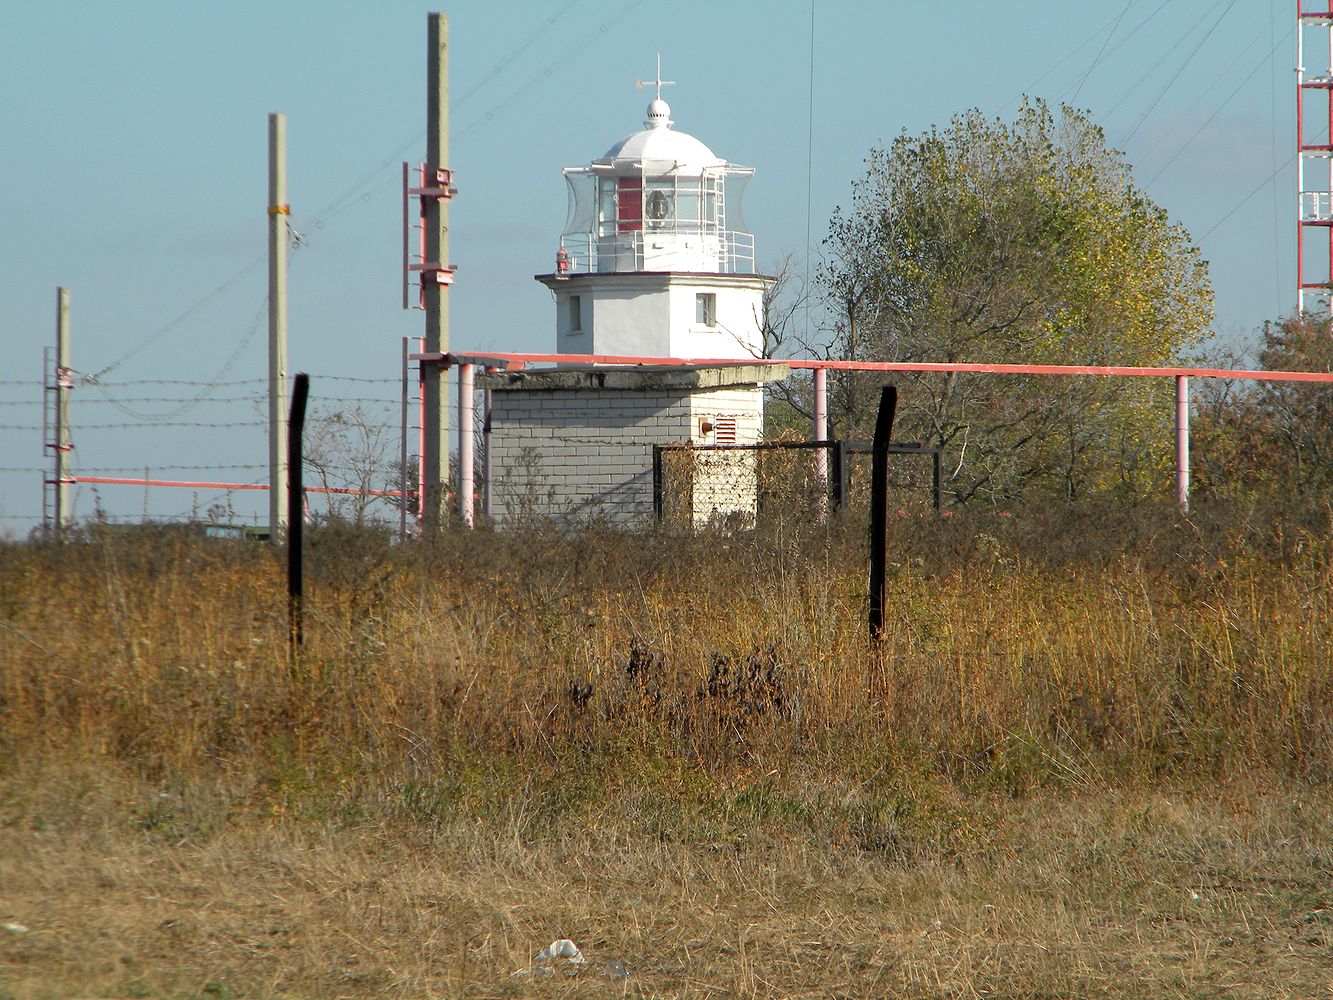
[82,378,267,387]
[1122,0,1239,146]
[1198,152,1296,241]
[1103,4,1219,120]
[62,420,270,430]
[1144,28,1290,188]
[83,254,265,383]
[1000,6,1140,111]
[40,394,267,405]
[88,290,270,421]
[77,464,266,473]
[304,375,400,383]
[1138,17,1282,166]
[1055,0,1175,107]
[451,0,647,145]
[1070,0,1135,104]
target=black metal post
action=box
[830,440,845,512]
[651,444,663,521]
[868,385,897,644]
[288,373,309,658]
[932,449,942,512]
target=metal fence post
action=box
[1175,374,1190,513]
[932,448,942,512]
[868,386,897,645]
[652,444,663,521]
[830,440,846,512]
[287,372,309,662]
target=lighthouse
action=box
[480,65,786,526]
[537,67,772,359]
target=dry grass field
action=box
[1,504,1330,997]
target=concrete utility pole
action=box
[55,287,72,537]
[268,112,290,542]
[422,11,450,531]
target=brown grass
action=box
[1,507,1331,997]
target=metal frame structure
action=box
[401,162,457,310]
[651,438,942,521]
[1298,2,1333,312]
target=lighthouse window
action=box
[598,181,616,235]
[568,295,583,333]
[677,187,700,231]
[695,293,717,327]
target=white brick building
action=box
[482,365,784,527]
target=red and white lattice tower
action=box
[1298,2,1333,313]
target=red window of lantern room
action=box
[616,178,642,232]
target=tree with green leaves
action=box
[820,99,1213,504]
[1193,314,1333,504]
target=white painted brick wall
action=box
[485,385,763,526]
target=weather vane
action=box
[635,54,676,100]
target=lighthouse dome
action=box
[596,100,726,176]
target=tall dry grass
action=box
[3,506,1332,997]
[1,502,1329,829]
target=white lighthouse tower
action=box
[481,64,787,527]
[537,63,772,358]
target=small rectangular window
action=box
[695,292,716,327]
[568,295,582,333]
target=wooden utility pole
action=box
[422,12,450,531]
[55,287,72,537]
[268,112,290,542]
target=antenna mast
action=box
[1297,2,1333,313]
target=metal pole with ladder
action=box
[1298,3,1333,313]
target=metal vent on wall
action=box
[714,416,737,444]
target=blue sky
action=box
[0,0,1297,532]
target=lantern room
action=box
[537,73,771,361]
[557,96,755,275]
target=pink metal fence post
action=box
[417,336,426,526]
[813,366,828,517]
[482,368,494,520]
[399,336,410,542]
[1176,374,1190,514]
[458,362,474,527]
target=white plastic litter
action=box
[535,938,586,964]
[1,922,28,934]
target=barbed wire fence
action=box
[0,374,414,536]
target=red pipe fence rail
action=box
[418,351,1333,517]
